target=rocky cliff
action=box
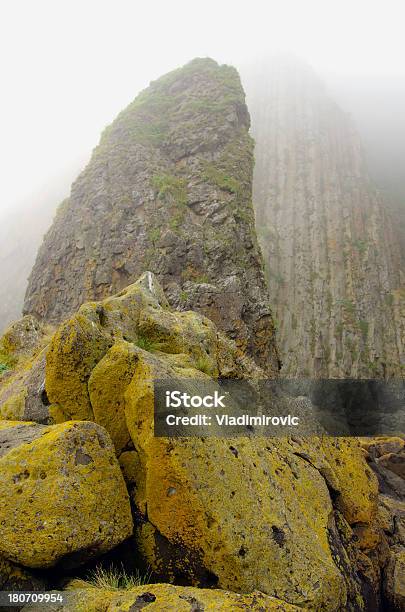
[245,58,405,378]
[24,58,279,374]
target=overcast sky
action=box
[1,0,404,217]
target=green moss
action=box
[352,239,368,254]
[358,319,369,339]
[337,298,356,316]
[147,227,161,244]
[151,174,187,206]
[203,163,241,195]
[135,335,163,352]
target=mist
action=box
[1,0,405,218]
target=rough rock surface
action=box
[361,436,405,610]
[3,273,385,609]
[0,555,46,592]
[244,57,405,377]
[23,58,279,373]
[25,582,301,612]
[0,420,133,568]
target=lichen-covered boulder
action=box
[0,315,45,357]
[44,272,246,444]
[0,421,133,568]
[123,350,380,609]
[37,582,301,612]
[0,315,52,423]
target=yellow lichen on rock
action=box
[124,353,349,610]
[45,313,111,421]
[61,582,303,612]
[88,341,139,454]
[0,420,133,568]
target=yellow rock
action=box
[0,420,133,568]
[124,353,353,610]
[88,341,138,454]
[61,582,302,611]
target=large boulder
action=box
[124,349,379,610]
[0,421,133,568]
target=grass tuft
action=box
[135,335,163,352]
[82,565,152,591]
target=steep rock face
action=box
[244,58,404,377]
[24,58,278,373]
[3,274,386,610]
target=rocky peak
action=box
[24,58,279,374]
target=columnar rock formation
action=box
[245,58,405,378]
[24,58,279,373]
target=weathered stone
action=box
[384,548,405,610]
[0,420,133,568]
[0,555,46,592]
[0,316,45,357]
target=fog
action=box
[1,0,405,219]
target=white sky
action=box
[1,0,404,215]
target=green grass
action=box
[358,319,369,339]
[195,355,213,375]
[203,163,241,194]
[0,351,15,376]
[135,335,163,352]
[0,362,10,375]
[82,565,152,591]
[151,174,187,206]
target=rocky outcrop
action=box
[0,420,133,568]
[2,273,388,609]
[23,58,279,373]
[244,57,404,377]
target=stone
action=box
[384,549,405,611]
[26,582,301,611]
[0,420,133,568]
[0,555,46,592]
